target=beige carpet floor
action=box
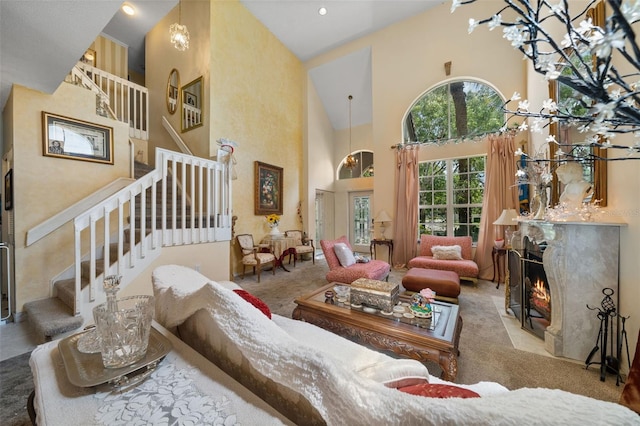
[236,255,624,403]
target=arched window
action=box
[408,79,503,242]
[338,150,374,179]
[404,80,504,144]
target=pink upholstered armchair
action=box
[320,236,390,284]
[407,235,479,283]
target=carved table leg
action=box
[439,351,458,381]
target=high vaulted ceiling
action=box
[1,0,445,129]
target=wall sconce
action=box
[375,210,392,240]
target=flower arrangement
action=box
[420,288,436,304]
[265,214,280,228]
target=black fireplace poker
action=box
[585,288,630,385]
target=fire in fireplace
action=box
[529,277,551,321]
[508,235,551,339]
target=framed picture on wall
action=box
[4,169,12,211]
[42,112,114,164]
[255,161,283,215]
[184,92,197,107]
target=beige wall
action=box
[303,1,640,358]
[305,1,523,241]
[91,35,128,80]
[6,83,130,310]
[146,0,304,277]
[210,1,304,276]
[118,242,230,298]
[146,0,212,162]
[305,79,335,241]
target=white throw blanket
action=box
[153,266,637,425]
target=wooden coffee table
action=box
[292,283,462,381]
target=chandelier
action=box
[170,0,190,51]
[345,95,358,169]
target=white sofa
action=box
[152,265,637,425]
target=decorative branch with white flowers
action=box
[452,0,640,161]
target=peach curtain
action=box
[392,144,420,267]
[475,133,518,280]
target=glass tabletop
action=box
[308,286,443,331]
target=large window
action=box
[418,156,486,242]
[405,80,504,144]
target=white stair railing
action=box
[72,148,232,315]
[76,63,149,140]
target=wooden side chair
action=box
[236,234,276,282]
[284,230,315,266]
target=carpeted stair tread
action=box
[54,278,86,310]
[23,298,83,340]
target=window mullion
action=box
[446,160,454,236]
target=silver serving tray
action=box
[58,326,172,388]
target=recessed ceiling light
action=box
[122,3,136,16]
[318,7,327,16]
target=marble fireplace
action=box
[512,219,625,362]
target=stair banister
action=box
[162,116,192,155]
[71,149,231,315]
[77,63,149,140]
[26,178,134,247]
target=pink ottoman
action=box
[402,268,461,304]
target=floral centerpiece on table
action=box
[265,214,280,228]
[410,288,437,318]
[265,214,282,236]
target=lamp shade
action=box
[493,209,518,226]
[375,210,392,223]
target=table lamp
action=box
[493,209,518,248]
[375,210,392,240]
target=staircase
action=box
[22,64,231,341]
[24,151,232,342]
[23,162,177,341]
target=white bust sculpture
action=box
[556,162,592,210]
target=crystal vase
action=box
[532,186,548,220]
[92,275,155,368]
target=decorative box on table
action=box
[350,278,399,312]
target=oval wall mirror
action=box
[167,68,180,115]
[181,76,203,132]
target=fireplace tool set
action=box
[585,287,630,385]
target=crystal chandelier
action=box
[170,0,190,51]
[345,95,358,169]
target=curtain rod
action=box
[390,141,421,149]
[391,129,517,149]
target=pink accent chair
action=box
[320,236,390,284]
[407,235,479,284]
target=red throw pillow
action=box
[233,289,272,319]
[398,383,480,399]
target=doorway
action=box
[349,191,372,253]
[315,190,335,246]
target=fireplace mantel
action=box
[514,219,626,362]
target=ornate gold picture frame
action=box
[42,112,114,165]
[255,161,283,215]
